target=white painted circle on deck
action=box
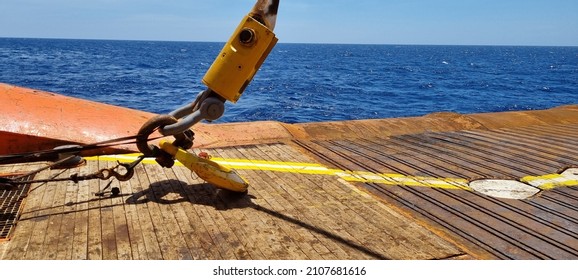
[469,179,540,200]
[561,168,578,179]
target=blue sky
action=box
[1,0,577,46]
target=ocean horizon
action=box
[1,37,577,124]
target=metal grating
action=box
[1,174,34,241]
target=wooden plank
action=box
[120,164,149,260]
[110,164,133,260]
[22,169,59,259]
[220,145,335,259]
[264,143,388,259]
[140,163,190,259]
[233,145,339,259]
[0,241,7,259]
[86,159,103,260]
[54,178,80,259]
[173,149,277,260]
[260,143,463,260]
[250,144,359,259]
[164,166,232,260]
[224,167,305,259]
[213,146,297,259]
[94,159,135,260]
[166,162,236,260]
[177,177,239,260]
[148,168,195,260]
[183,168,259,260]
[40,168,69,259]
[71,163,90,260]
[55,163,93,260]
[130,163,164,259]
[303,139,508,258]
[169,165,223,260]
[97,161,118,260]
[239,145,337,259]
[247,144,364,259]
[283,142,464,259]
[0,163,15,174]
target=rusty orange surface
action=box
[0,83,297,158]
[2,82,578,159]
[2,83,578,260]
[0,83,155,156]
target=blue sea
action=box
[1,38,577,124]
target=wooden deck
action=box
[1,143,464,260]
[2,105,578,260]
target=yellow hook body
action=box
[159,140,249,193]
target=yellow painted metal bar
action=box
[85,154,576,192]
[85,153,471,190]
[158,141,249,193]
[522,174,578,190]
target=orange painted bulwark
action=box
[0,83,288,160]
[0,83,156,157]
[3,82,578,163]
